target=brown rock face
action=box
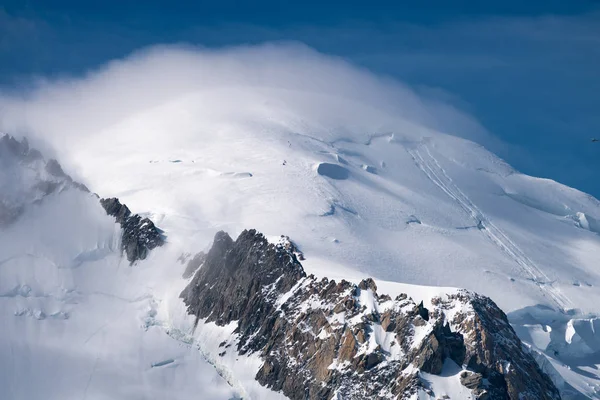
[181,230,561,400]
[439,293,561,400]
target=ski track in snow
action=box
[407,144,572,311]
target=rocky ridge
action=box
[100,197,164,264]
[181,229,561,400]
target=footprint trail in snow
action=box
[407,144,572,311]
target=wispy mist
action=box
[0,43,493,157]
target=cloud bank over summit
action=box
[2,42,600,399]
[0,43,496,157]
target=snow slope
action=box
[44,88,600,398]
[54,88,599,313]
[0,144,237,399]
[1,45,600,398]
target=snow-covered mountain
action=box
[0,134,237,399]
[180,229,560,399]
[1,45,599,399]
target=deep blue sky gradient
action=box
[1,1,599,197]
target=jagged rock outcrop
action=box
[0,134,89,226]
[0,134,164,262]
[181,230,561,400]
[100,197,164,264]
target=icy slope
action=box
[0,137,236,400]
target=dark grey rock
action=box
[100,197,164,264]
[364,351,385,370]
[416,300,430,321]
[99,197,131,224]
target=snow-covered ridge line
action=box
[180,229,560,399]
[0,134,89,226]
[0,134,165,265]
[0,144,237,400]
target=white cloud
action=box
[0,42,493,156]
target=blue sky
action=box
[1,1,599,197]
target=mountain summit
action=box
[1,53,599,398]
